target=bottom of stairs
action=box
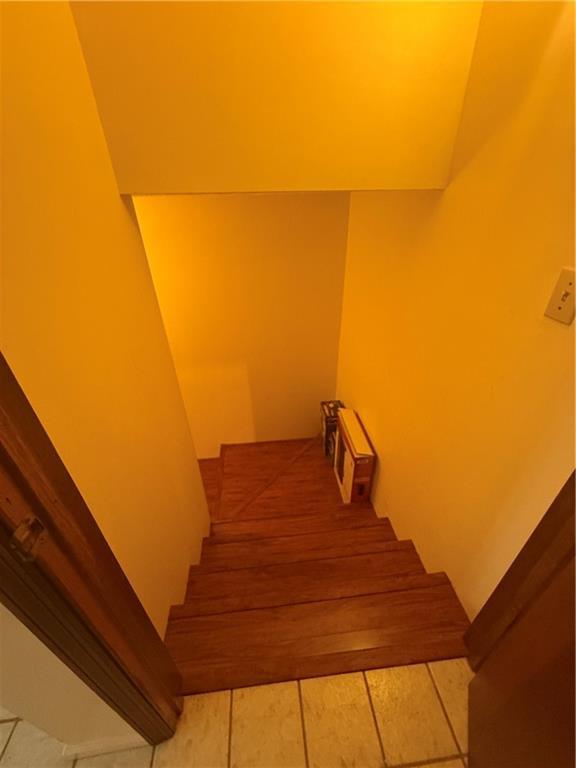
[168,440,470,694]
[166,580,469,694]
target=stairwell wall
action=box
[0,1,209,745]
[336,1,575,617]
[134,193,349,458]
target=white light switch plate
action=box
[544,267,575,325]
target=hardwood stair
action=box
[179,547,430,614]
[167,438,469,694]
[210,505,376,542]
[199,523,398,571]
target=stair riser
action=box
[175,639,468,695]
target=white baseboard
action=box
[62,733,147,760]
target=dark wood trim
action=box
[0,353,182,743]
[0,522,175,741]
[465,472,575,671]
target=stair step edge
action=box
[192,538,417,575]
[211,506,376,529]
[198,541,401,572]
[188,543,422,580]
[167,581,468,638]
[188,538,420,579]
[205,520,388,546]
[202,519,395,550]
[174,639,469,695]
[173,571,449,620]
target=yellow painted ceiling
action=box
[72,1,482,194]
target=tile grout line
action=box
[0,720,19,764]
[362,671,388,768]
[425,663,467,759]
[227,689,233,768]
[149,744,156,768]
[296,680,310,768]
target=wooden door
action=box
[0,353,182,743]
[466,474,575,768]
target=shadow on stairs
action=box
[165,438,469,694]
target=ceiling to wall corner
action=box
[71,1,482,194]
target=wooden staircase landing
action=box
[166,438,469,694]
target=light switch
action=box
[544,267,575,325]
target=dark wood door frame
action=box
[0,353,182,744]
[465,471,575,768]
[465,472,575,670]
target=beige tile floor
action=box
[0,658,472,768]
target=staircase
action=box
[165,438,469,694]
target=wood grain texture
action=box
[218,438,345,521]
[179,545,427,614]
[199,521,397,572]
[210,506,376,542]
[168,585,469,693]
[217,439,311,520]
[469,557,574,768]
[167,584,468,653]
[0,521,171,744]
[179,571,444,618]
[167,438,469,694]
[175,637,470,695]
[0,353,181,743]
[466,473,575,767]
[465,472,575,670]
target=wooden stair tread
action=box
[184,542,424,602]
[219,438,342,521]
[175,639,469,694]
[198,520,397,571]
[217,439,312,519]
[211,506,376,542]
[166,584,469,694]
[178,548,429,615]
[167,582,468,652]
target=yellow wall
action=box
[337,2,574,617]
[72,2,482,193]
[1,2,208,638]
[134,193,349,457]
